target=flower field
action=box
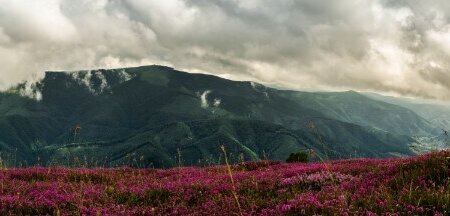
[0,151,449,215]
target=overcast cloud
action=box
[1,0,450,99]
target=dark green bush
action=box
[286,151,309,163]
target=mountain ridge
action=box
[0,65,440,167]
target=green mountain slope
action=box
[0,65,427,167]
[280,91,438,136]
[363,92,450,131]
[45,118,414,167]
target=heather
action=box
[0,152,449,215]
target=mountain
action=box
[0,65,432,167]
[363,92,450,131]
[280,91,439,136]
[45,118,414,167]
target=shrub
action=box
[286,151,309,163]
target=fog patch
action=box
[251,81,270,100]
[17,81,42,101]
[117,69,134,82]
[70,71,96,94]
[213,98,221,107]
[198,90,222,108]
[69,71,111,95]
[198,90,211,108]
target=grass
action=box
[0,151,448,215]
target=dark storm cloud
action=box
[0,0,450,99]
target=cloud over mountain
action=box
[1,0,450,99]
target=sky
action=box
[1,0,450,100]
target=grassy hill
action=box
[0,65,438,167]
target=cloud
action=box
[198,90,221,108]
[68,69,134,95]
[199,90,211,108]
[1,0,450,100]
[213,98,221,107]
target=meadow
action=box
[0,151,449,215]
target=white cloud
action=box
[0,0,77,42]
[199,90,211,108]
[18,81,43,101]
[0,0,450,100]
[213,98,221,107]
[68,70,133,95]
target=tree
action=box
[286,151,309,163]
